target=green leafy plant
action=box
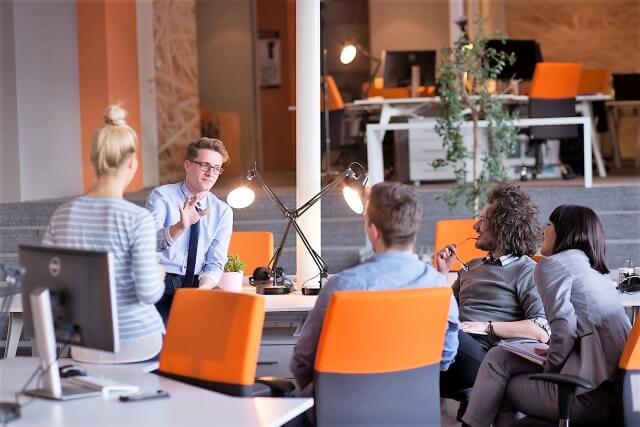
[434,15,518,214]
[224,254,245,273]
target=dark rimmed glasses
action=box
[190,160,224,175]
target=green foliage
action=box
[224,254,245,273]
[434,15,518,215]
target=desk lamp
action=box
[340,42,381,98]
[227,162,367,295]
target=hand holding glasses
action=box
[438,237,478,272]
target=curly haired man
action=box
[437,183,550,407]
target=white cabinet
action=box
[407,118,455,182]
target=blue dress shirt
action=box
[290,251,460,393]
[146,182,233,284]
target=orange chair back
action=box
[578,68,610,95]
[530,254,545,263]
[315,287,452,374]
[159,289,265,392]
[434,219,487,271]
[321,75,344,111]
[619,316,640,370]
[228,231,274,276]
[529,62,582,99]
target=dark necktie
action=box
[183,207,201,286]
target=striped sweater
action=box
[42,196,164,340]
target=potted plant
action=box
[434,15,518,214]
[218,254,245,292]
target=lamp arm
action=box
[294,169,352,218]
[289,218,328,276]
[250,169,293,218]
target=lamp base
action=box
[255,284,293,295]
[301,286,321,296]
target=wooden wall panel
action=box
[153,0,201,184]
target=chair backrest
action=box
[578,68,611,95]
[313,287,452,426]
[228,231,274,277]
[321,75,344,111]
[529,62,582,99]
[159,289,265,396]
[529,62,582,140]
[434,218,487,271]
[612,73,640,101]
[618,317,640,426]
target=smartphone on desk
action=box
[119,390,169,402]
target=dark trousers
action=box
[440,331,489,396]
[156,273,198,325]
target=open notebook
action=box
[497,339,548,366]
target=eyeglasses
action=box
[452,237,478,272]
[190,160,224,175]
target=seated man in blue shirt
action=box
[147,138,233,323]
[290,181,459,397]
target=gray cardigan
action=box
[535,249,630,391]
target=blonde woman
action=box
[42,105,164,363]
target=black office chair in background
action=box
[524,63,583,180]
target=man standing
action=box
[147,138,233,322]
[291,182,459,396]
[437,183,549,400]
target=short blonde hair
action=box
[90,105,137,177]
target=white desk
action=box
[357,94,611,184]
[0,357,312,427]
[366,116,594,187]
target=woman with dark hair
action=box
[462,205,630,427]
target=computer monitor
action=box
[612,73,640,101]
[382,50,436,88]
[18,244,118,400]
[486,39,543,80]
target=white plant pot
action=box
[218,271,243,292]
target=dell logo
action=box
[49,257,61,277]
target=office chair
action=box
[321,75,346,172]
[228,231,274,277]
[513,316,640,427]
[526,62,582,179]
[157,289,265,396]
[433,219,487,272]
[313,287,453,426]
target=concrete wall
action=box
[369,0,451,78]
[0,1,20,203]
[1,0,83,202]
[197,0,259,173]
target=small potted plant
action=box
[218,254,245,292]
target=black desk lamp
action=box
[227,162,367,295]
[339,42,382,97]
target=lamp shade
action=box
[343,186,363,214]
[227,186,255,209]
[342,167,368,214]
[340,44,357,65]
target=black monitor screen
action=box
[19,244,118,352]
[486,39,543,80]
[383,50,436,87]
[612,74,640,101]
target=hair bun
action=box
[103,105,127,126]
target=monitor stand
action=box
[24,288,100,401]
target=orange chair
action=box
[578,68,611,95]
[228,231,274,277]
[434,219,487,271]
[158,289,265,396]
[313,287,452,425]
[528,62,582,177]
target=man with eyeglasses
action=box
[435,183,550,418]
[146,137,233,323]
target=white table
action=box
[0,357,312,427]
[366,116,594,187]
[357,94,611,185]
